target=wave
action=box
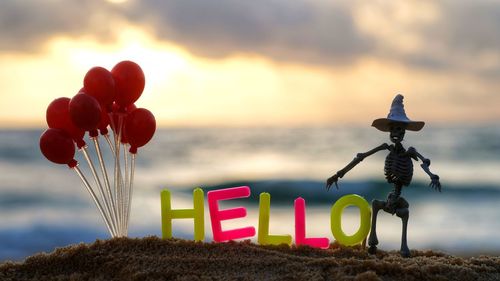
[196,179,500,205]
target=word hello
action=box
[161,186,372,248]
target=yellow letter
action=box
[161,188,204,241]
[258,193,292,245]
[330,194,371,246]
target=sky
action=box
[0,0,499,127]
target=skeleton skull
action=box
[389,123,406,143]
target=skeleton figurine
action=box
[326,94,441,258]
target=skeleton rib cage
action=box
[384,145,413,187]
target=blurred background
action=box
[1,0,500,260]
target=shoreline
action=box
[1,237,500,280]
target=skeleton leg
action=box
[396,207,410,258]
[368,199,385,254]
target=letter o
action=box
[330,194,371,246]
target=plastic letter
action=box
[258,193,292,245]
[330,194,371,246]
[294,197,329,249]
[161,188,205,241]
[208,186,256,242]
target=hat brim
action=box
[371,118,425,132]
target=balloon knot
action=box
[76,139,86,149]
[129,146,138,154]
[67,159,78,168]
[89,129,99,138]
[99,127,108,135]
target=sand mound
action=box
[1,237,499,280]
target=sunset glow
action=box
[0,1,499,127]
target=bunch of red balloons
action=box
[41,61,156,163]
[39,60,156,237]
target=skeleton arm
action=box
[326,143,390,190]
[408,147,441,192]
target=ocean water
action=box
[1,125,500,261]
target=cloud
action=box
[0,0,374,64]
[1,0,500,75]
[437,1,500,54]
[355,0,500,76]
[429,1,500,76]
[125,0,374,65]
[0,0,118,52]
[122,0,500,74]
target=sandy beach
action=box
[1,237,499,280]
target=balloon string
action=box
[73,165,115,237]
[114,115,125,236]
[80,146,117,237]
[107,113,127,236]
[117,155,125,236]
[113,125,121,236]
[126,152,136,236]
[108,112,125,236]
[104,132,124,235]
[123,143,129,234]
[107,112,117,154]
[104,134,115,154]
[92,136,119,237]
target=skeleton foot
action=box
[368,229,379,255]
[368,245,378,255]
[368,235,378,248]
[400,245,411,258]
[367,233,378,255]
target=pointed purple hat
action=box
[371,94,425,132]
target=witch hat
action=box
[371,94,425,132]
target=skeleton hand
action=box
[326,174,340,191]
[429,175,441,192]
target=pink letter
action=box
[208,186,256,242]
[294,197,329,249]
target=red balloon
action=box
[46,97,85,148]
[111,61,145,109]
[84,66,115,112]
[40,128,77,167]
[69,93,102,132]
[124,108,156,154]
